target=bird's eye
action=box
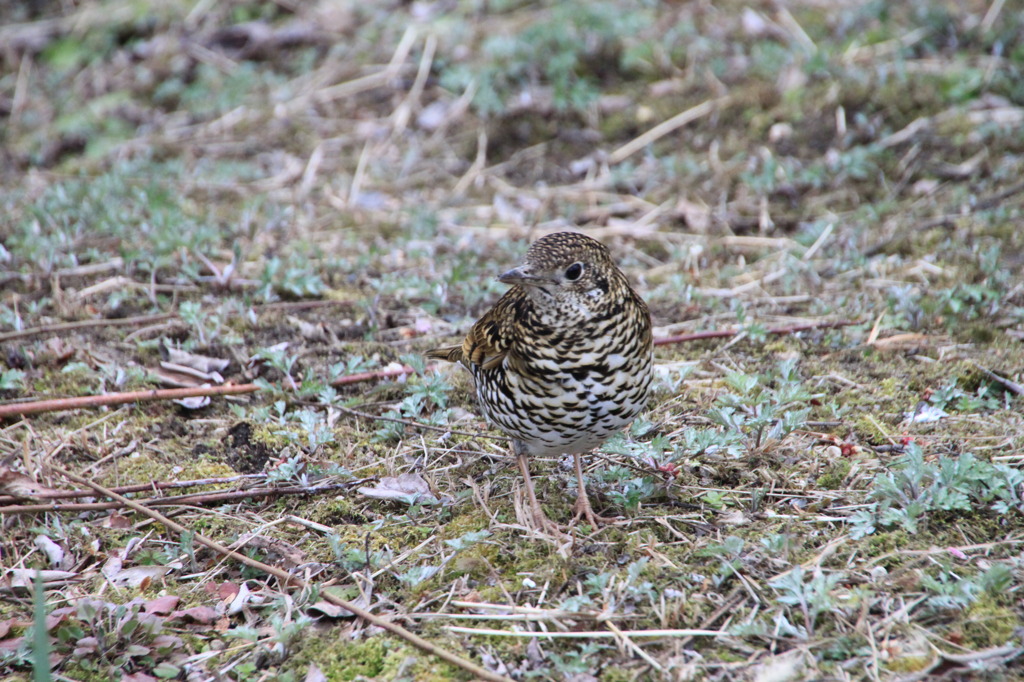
[564,262,584,281]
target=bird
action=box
[426,231,653,534]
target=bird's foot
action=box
[527,507,572,540]
[572,493,618,529]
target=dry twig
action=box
[0,366,414,419]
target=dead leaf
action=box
[719,510,749,526]
[868,333,933,349]
[34,535,64,567]
[753,649,809,682]
[160,343,230,373]
[211,581,240,601]
[0,467,61,500]
[169,606,218,624]
[105,512,133,529]
[0,637,23,653]
[172,395,211,410]
[907,402,948,423]
[358,473,437,505]
[234,533,306,568]
[41,336,76,364]
[144,595,180,615]
[3,569,79,591]
[226,582,253,615]
[104,565,170,588]
[151,366,206,388]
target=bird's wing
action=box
[426,287,526,372]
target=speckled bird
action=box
[426,232,653,533]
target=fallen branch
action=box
[0,481,367,515]
[0,312,177,343]
[444,626,729,639]
[0,472,266,506]
[970,361,1024,396]
[0,365,415,419]
[653,319,855,346]
[49,464,510,682]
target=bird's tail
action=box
[424,345,463,363]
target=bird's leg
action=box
[515,441,564,536]
[572,452,617,527]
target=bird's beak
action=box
[497,267,543,286]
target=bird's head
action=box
[497,232,624,309]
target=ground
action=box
[1,1,1024,680]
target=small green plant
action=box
[372,373,452,442]
[548,642,609,678]
[176,301,242,348]
[849,444,1024,538]
[0,369,26,391]
[253,345,300,387]
[769,567,846,638]
[266,454,309,486]
[697,535,746,587]
[257,255,325,301]
[708,358,813,452]
[327,535,390,574]
[600,467,658,512]
[921,563,1013,611]
[929,378,1004,413]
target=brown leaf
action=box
[103,565,170,588]
[0,637,25,653]
[150,366,206,388]
[43,336,76,364]
[235,533,306,569]
[169,606,218,624]
[0,467,61,500]
[144,595,180,615]
[868,333,933,349]
[216,582,240,601]
[160,344,230,374]
[358,473,437,505]
[106,512,133,529]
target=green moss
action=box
[598,666,635,682]
[885,654,933,674]
[287,632,464,682]
[864,530,911,560]
[103,450,235,489]
[878,377,899,397]
[853,415,891,442]
[817,459,851,490]
[962,597,1019,649]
